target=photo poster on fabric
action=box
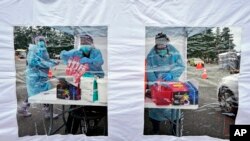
[144,26,241,137]
[1,0,250,141]
[15,26,108,137]
[145,27,187,81]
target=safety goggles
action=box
[156,47,167,50]
[156,45,167,50]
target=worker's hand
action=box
[162,73,173,81]
[80,57,92,64]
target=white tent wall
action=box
[236,24,250,124]
[0,0,33,140]
[0,0,250,141]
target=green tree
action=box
[219,27,235,52]
[14,26,74,58]
[187,27,235,64]
[187,28,216,63]
[202,29,216,63]
[187,33,203,58]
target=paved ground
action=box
[144,64,236,139]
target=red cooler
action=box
[151,82,189,105]
[151,84,173,105]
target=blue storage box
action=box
[184,81,199,105]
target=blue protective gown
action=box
[60,47,104,78]
[26,44,57,97]
[146,44,185,121]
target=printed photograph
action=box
[15,26,108,136]
[144,27,241,139]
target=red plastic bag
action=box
[66,57,89,84]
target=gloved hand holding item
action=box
[162,73,173,81]
[80,57,93,64]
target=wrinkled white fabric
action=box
[0,0,250,141]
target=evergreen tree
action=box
[14,26,74,58]
[187,27,236,64]
[201,29,216,63]
[187,28,216,63]
[187,33,203,58]
[219,27,235,52]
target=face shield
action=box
[155,33,170,56]
[80,35,94,55]
[80,35,93,45]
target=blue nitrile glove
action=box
[60,50,69,64]
[162,73,173,81]
[80,57,93,64]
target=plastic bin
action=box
[80,77,95,91]
[184,81,199,105]
[81,89,98,102]
[80,77,98,102]
[56,79,81,100]
[97,78,107,103]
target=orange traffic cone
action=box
[48,69,53,78]
[196,63,203,70]
[201,68,208,79]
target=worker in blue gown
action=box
[60,35,104,78]
[60,34,106,135]
[26,36,59,97]
[146,32,185,135]
[19,36,59,118]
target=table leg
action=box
[48,104,53,135]
[176,109,182,137]
[170,109,174,134]
[180,110,183,137]
[176,109,180,137]
[62,105,67,125]
[103,116,107,135]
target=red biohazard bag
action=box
[66,57,89,84]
